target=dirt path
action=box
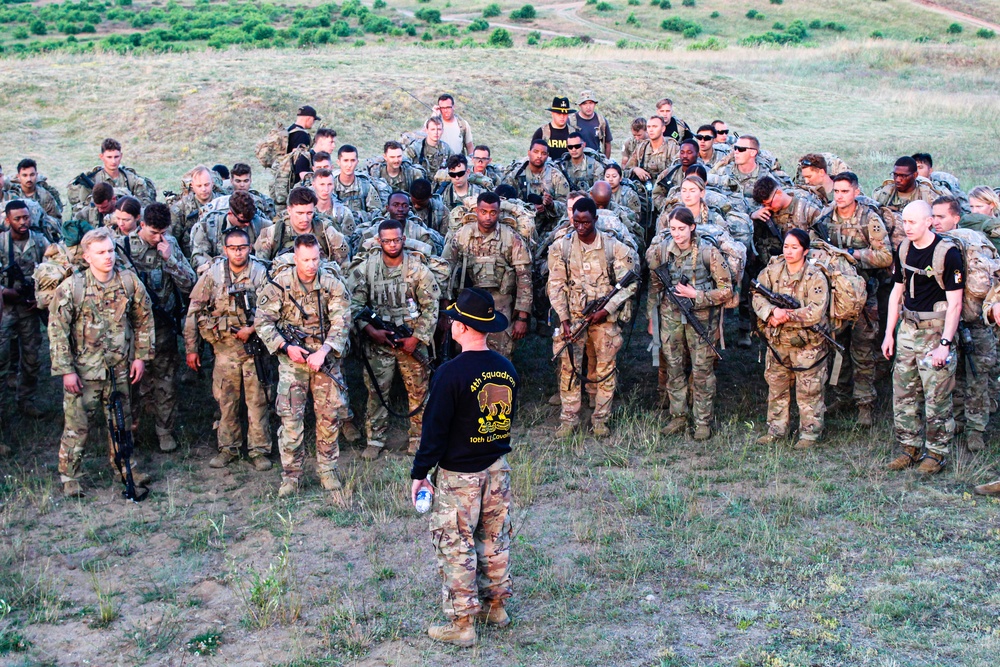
[909,0,1000,33]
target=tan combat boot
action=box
[548,392,562,406]
[917,452,946,475]
[319,472,342,491]
[692,425,712,441]
[340,421,362,443]
[360,445,382,461]
[250,455,273,471]
[278,478,299,498]
[476,601,511,627]
[661,416,687,437]
[591,421,610,438]
[554,421,577,439]
[973,479,1000,495]
[967,430,985,452]
[158,432,178,453]
[428,615,476,647]
[887,446,922,471]
[857,404,873,427]
[209,450,238,469]
[63,480,84,498]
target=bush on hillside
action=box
[510,4,537,20]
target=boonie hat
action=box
[577,90,598,104]
[445,288,509,333]
[297,104,321,120]
[547,97,575,114]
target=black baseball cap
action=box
[297,105,321,120]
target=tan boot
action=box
[63,480,84,498]
[794,437,817,451]
[132,471,152,486]
[407,440,420,456]
[158,432,178,453]
[887,446,922,471]
[692,425,712,441]
[250,455,273,471]
[554,421,577,439]
[973,479,1000,495]
[591,421,610,438]
[917,451,946,475]
[278,478,299,498]
[660,416,687,436]
[476,601,511,627]
[857,404,873,427]
[360,445,382,461]
[548,393,562,406]
[756,431,783,446]
[967,431,985,453]
[428,615,476,647]
[340,421,362,443]
[209,450,238,469]
[319,472,342,491]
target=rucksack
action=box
[35,176,64,211]
[793,152,851,185]
[32,243,77,311]
[619,177,652,230]
[560,231,634,322]
[256,124,290,169]
[270,146,311,207]
[900,230,1000,321]
[67,166,155,208]
[696,226,745,309]
[806,240,868,334]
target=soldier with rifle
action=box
[647,207,732,441]
[348,219,442,459]
[49,228,154,498]
[184,227,273,471]
[117,202,196,454]
[548,197,639,439]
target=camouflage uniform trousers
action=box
[892,320,956,456]
[58,363,141,482]
[430,457,513,620]
[953,321,996,434]
[830,296,879,406]
[485,292,516,359]
[553,320,622,425]
[763,346,828,441]
[0,309,43,404]
[138,323,178,438]
[362,342,428,450]
[213,342,270,457]
[274,357,346,481]
[661,311,720,428]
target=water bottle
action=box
[415,487,433,514]
[918,349,955,370]
[407,298,420,322]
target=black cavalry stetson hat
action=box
[444,288,509,333]
[546,96,575,114]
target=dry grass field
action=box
[1,7,1000,666]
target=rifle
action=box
[400,88,435,113]
[749,278,845,353]
[107,377,148,503]
[276,324,346,390]
[228,285,275,398]
[652,265,723,360]
[1,263,37,307]
[958,322,978,379]
[356,307,433,369]
[551,269,639,361]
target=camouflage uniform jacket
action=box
[439,182,484,212]
[331,172,383,225]
[558,153,607,191]
[412,195,451,235]
[819,203,892,273]
[118,233,196,327]
[442,223,532,311]
[48,267,154,378]
[446,197,537,250]
[255,264,351,359]
[711,161,791,200]
[699,146,730,169]
[611,185,643,225]
[623,139,680,182]
[872,177,944,213]
[646,236,734,319]
[652,160,704,211]
[184,256,269,351]
[547,230,639,323]
[0,230,50,316]
[621,135,642,166]
[368,161,427,193]
[189,209,273,273]
[540,209,639,261]
[170,192,219,242]
[253,212,350,268]
[756,196,824,258]
[405,139,453,177]
[247,189,278,220]
[1,194,56,240]
[9,184,62,220]
[348,250,441,346]
[90,166,154,206]
[356,214,443,258]
[752,256,830,349]
[502,161,570,225]
[315,199,357,237]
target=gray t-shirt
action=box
[575,113,612,152]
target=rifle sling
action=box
[357,340,428,418]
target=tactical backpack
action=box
[32,243,77,311]
[67,166,156,208]
[34,176,64,211]
[559,232,635,323]
[806,240,868,334]
[256,124,290,170]
[269,146,312,207]
[793,152,851,185]
[900,230,1000,321]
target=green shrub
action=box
[741,30,802,46]
[770,0,783,4]
[808,19,822,29]
[654,0,671,7]
[527,30,541,44]
[333,20,353,37]
[60,23,81,35]
[483,3,502,18]
[772,22,784,30]
[414,8,441,23]
[82,22,96,33]
[977,27,995,39]
[467,18,489,31]
[117,0,133,5]
[682,24,701,37]
[29,19,47,35]
[682,0,695,6]
[661,16,700,34]
[510,4,536,20]
[421,30,433,40]
[596,2,615,10]
[628,0,640,5]
[825,21,846,32]
[710,11,719,18]
[947,22,963,34]
[363,15,392,33]
[488,26,513,46]
[746,9,763,20]
[627,12,640,26]
[253,25,275,40]
[373,0,386,8]
[404,23,417,36]
[687,36,725,50]
[870,30,884,39]
[785,20,808,39]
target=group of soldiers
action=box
[2,90,1000,499]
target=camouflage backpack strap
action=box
[931,234,959,292]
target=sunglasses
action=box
[695,134,715,141]
[224,244,250,251]
[800,159,815,167]
[733,145,753,152]
[716,129,729,135]
[448,170,467,178]
[567,143,584,149]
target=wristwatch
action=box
[940,338,952,347]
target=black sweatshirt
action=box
[410,350,519,480]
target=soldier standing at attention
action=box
[349,219,441,459]
[255,234,351,497]
[752,229,831,449]
[0,201,51,416]
[882,201,963,474]
[119,203,196,453]
[184,227,272,471]
[624,115,678,187]
[442,192,532,358]
[49,228,154,497]
[411,288,518,648]
[548,197,639,438]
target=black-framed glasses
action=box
[695,134,715,141]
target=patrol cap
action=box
[297,104,321,120]
[577,90,598,104]
[445,288,509,333]
[547,97,575,114]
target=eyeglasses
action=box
[380,237,404,245]
[892,171,912,178]
[733,145,753,153]
[716,129,729,135]
[472,156,490,162]
[438,105,453,110]
[448,170,467,178]
[695,135,715,141]
[224,244,250,251]
[567,143,584,150]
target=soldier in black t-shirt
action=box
[287,104,320,152]
[411,288,518,648]
[882,201,964,474]
[531,96,574,161]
